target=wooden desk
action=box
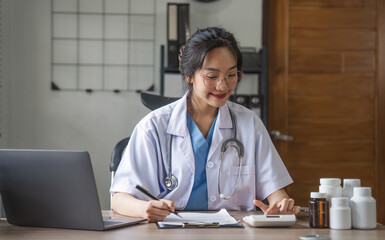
[0,211,384,240]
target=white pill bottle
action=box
[319,178,342,202]
[342,179,361,199]
[350,187,377,229]
[330,197,351,230]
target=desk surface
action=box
[0,211,384,240]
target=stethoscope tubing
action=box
[218,143,243,200]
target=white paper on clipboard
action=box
[157,209,240,228]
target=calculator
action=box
[242,214,297,227]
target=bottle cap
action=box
[331,197,349,207]
[320,178,341,186]
[353,187,372,197]
[311,192,327,199]
[343,179,361,188]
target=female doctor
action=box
[110,27,299,222]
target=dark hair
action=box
[179,27,243,112]
[180,27,242,81]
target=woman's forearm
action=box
[111,192,147,218]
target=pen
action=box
[135,185,182,218]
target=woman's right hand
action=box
[143,199,175,222]
[111,192,175,222]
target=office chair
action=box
[109,93,179,209]
[140,92,179,111]
[109,137,129,209]
[110,137,130,185]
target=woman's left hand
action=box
[253,198,300,215]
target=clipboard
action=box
[156,209,243,229]
[156,221,243,229]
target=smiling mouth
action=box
[210,93,227,99]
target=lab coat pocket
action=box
[229,165,256,209]
[230,164,255,176]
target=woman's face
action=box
[188,47,238,112]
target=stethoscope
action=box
[163,108,244,200]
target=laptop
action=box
[0,149,146,230]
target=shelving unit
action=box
[159,45,268,127]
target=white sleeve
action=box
[109,124,163,199]
[254,119,293,200]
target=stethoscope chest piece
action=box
[164,173,178,190]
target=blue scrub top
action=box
[184,113,217,210]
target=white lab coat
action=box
[110,93,293,211]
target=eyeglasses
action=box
[201,70,243,89]
[201,71,243,88]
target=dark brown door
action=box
[266,0,385,223]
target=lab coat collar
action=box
[167,93,189,137]
[216,102,233,130]
[167,92,234,172]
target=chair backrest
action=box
[140,92,179,110]
[110,137,130,174]
[110,137,129,209]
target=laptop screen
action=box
[0,149,108,230]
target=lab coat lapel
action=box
[207,103,233,161]
[167,93,195,173]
